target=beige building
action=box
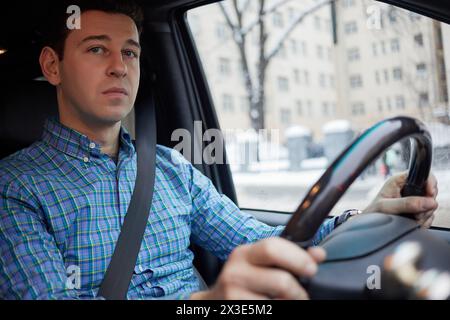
[188,0,449,142]
[335,0,448,132]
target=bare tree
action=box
[219,0,335,131]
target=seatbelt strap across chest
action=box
[97,92,157,300]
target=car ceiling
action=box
[379,0,450,24]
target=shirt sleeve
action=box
[184,158,336,260]
[0,178,95,300]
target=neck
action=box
[59,114,121,158]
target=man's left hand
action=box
[362,172,438,228]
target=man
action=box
[0,0,438,300]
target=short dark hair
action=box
[42,0,144,60]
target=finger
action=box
[307,247,326,263]
[378,196,438,215]
[417,211,434,225]
[378,173,406,198]
[248,237,319,277]
[422,214,435,229]
[390,171,408,191]
[229,265,309,300]
[221,286,269,300]
[425,173,438,198]
[415,212,427,221]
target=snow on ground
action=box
[232,167,450,228]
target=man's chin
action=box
[92,111,131,127]
[102,106,133,121]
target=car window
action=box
[187,0,450,228]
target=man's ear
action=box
[39,47,61,85]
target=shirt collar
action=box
[42,117,135,161]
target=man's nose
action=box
[106,53,127,78]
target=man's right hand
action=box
[190,237,326,300]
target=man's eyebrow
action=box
[78,35,111,47]
[78,35,141,50]
[126,39,141,50]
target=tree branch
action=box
[241,0,299,35]
[265,0,334,61]
[238,0,251,12]
[218,2,238,33]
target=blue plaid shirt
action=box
[0,118,336,300]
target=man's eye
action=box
[88,47,105,54]
[123,50,138,58]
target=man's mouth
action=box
[102,87,129,97]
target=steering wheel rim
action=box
[281,116,432,247]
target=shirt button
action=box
[89,142,96,149]
[83,156,89,163]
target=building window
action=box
[314,16,321,30]
[216,23,228,41]
[342,0,355,8]
[331,103,337,116]
[322,102,329,116]
[301,42,308,56]
[375,71,381,85]
[377,99,383,113]
[391,38,400,52]
[416,63,427,77]
[381,41,386,55]
[222,94,234,112]
[409,12,422,21]
[351,102,365,116]
[280,109,292,124]
[414,33,424,47]
[307,100,313,117]
[388,8,398,24]
[293,69,300,83]
[287,7,295,21]
[329,75,335,88]
[347,47,360,61]
[372,43,378,57]
[384,69,389,83]
[317,45,324,59]
[273,12,284,28]
[325,19,332,34]
[386,97,392,111]
[277,45,287,58]
[395,96,405,110]
[218,58,231,76]
[291,39,299,55]
[297,100,303,116]
[419,92,429,108]
[240,97,249,112]
[350,75,363,88]
[303,71,310,86]
[319,73,326,87]
[344,21,358,34]
[278,76,290,91]
[393,67,403,80]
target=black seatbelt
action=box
[97,91,157,300]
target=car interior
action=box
[1,0,450,300]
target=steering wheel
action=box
[281,116,450,299]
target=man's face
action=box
[57,10,141,126]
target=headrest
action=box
[0,80,58,159]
